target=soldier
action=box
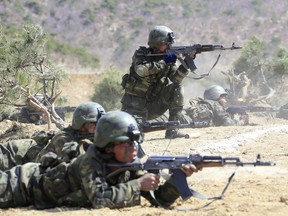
[121,25,197,139]
[35,101,106,162]
[0,102,105,171]
[0,111,199,209]
[185,85,249,126]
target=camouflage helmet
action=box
[148,25,175,48]
[94,111,142,149]
[72,102,105,130]
[204,85,228,101]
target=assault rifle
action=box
[226,105,279,116]
[147,43,241,71]
[107,154,275,201]
[141,120,209,133]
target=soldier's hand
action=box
[240,113,249,125]
[137,173,160,191]
[181,164,200,177]
[163,54,177,64]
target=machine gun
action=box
[226,105,279,116]
[147,43,241,71]
[141,120,209,133]
[106,154,275,201]
[17,105,77,123]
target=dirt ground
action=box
[1,74,288,216]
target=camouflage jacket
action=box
[184,98,242,126]
[66,145,180,209]
[0,145,181,209]
[0,139,37,171]
[121,46,190,99]
[35,126,93,162]
[0,127,92,171]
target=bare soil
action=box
[1,74,287,216]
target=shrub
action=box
[91,67,123,111]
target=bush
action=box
[91,67,123,111]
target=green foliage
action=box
[233,36,265,75]
[46,37,99,68]
[144,0,168,8]
[24,0,43,15]
[129,18,144,28]
[269,48,288,76]
[101,0,118,12]
[80,8,95,26]
[0,24,65,108]
[222,9,237,17]
[91,67,123,111]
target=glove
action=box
[163,54,177,64]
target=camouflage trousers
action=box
[121,83,185,121]
[0,139,40,171]
[0,159,90,209]
[0,163,40,208]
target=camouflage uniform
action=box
[35,101,105,161]
[35,126,87,162]
[184,85,245,126]
[184,98,241,126]
[0,131,52,171]
[0,146,180,209]
[0,102,105,171]
[121,46,190,118]
[0,110,183,209]
[121,26,196,138]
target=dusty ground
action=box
[1,74,288,216]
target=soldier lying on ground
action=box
[0,111,199,209]
[150,85,249,127]
[184,85,249,126]
[0,102,106,171]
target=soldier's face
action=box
[218,96,227,106]
[158,44,169,52]
[87,122,96,133]
[113,141,138,163]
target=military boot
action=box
[165,128,190,139]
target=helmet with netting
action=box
[148,25,175,48]
[94,111,142,149]
[204,85,228,101]
[72,102,105,130]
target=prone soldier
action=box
[0,111,198,209]
[0,102,105,171]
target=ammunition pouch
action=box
[121,74,149,96]
[146,78,167,102]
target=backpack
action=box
[185,97,213,124]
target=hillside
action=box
[1,0,287,74]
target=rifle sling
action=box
[149,170,236,211]
[185,53,222,80]
[177,171,236,211]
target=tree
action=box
[225,36,288,106]
[0,24,66,129]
